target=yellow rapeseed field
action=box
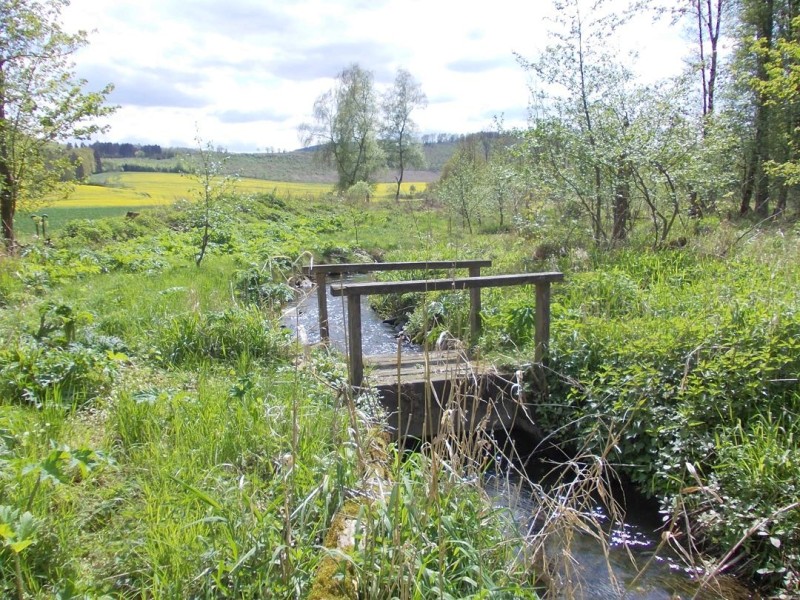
[56,172,426,208]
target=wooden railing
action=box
[302,260,492,340]
[330,272,565,387]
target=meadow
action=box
[98,143,450,183]
[0,177,798,598]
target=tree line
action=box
[91,142,175,160]
[430,0,800,247]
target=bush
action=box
[154,306,289,366]
[233,266,295,309]
[0,340,120,407]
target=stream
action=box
[283,278,745,600]
[282,274,421,355]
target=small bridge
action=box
[304,261,564,438]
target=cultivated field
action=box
[14,172,428,237]
[55,172,427,208]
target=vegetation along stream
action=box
[284,283,753,599]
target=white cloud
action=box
[61,0,690,153]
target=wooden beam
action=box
[303,260,492,275]
[331,272,565,297]
[535,282,551,364]
[315,271,329,340]
[347,294,363,387]
[468,265,481,342]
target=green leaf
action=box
[0,523,14,540]
[169,475,223,511]
[9,539,34,553]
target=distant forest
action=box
[91,142,176,160]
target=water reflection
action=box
[485,470,736,599]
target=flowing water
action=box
[282,274,421,355]
[484,470,732,600]
[283,278,749,600]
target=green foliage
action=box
[300,64,385,190]
[0,505,39,555]
[350,452,538,598]
[233,265,295,309]
[154,306,289,366]
[0,0,115,244]
[705,409,800,588]
[0,303,122,407]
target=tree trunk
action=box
[0,183,14,248]
[612,159,630,242]
[0,61,15,248]
[394,131,405,203]
[741,0,774,216]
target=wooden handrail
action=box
[302,260,491,275]
[331,272,565,387]
[302,260,491,340]
[330,272,564,296]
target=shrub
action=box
[0,340,119,407]
[154,306,289,366]
[233,266,295,309]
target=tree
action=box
[0,0,114,247]
[299,64,384,191]
[437,138,486,234]
[189,136,235,267]
[343,180,371,243]
[743,14,800,214]
[519,0,635,243]
[381,68,427,202]
[737,0,776,216]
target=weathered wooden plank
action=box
[364,350,468,367]
[315,271,329,340]
[468,265,481,341]
[365,352,487,386]
[331,272,565,297]
[535,282,551,365]
[347,295,363,387]
[303,260,492,275]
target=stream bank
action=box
[285,280,754,599]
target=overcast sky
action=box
[61,0,689,153]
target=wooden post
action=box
[347,294,363,387]
[316,272,329,340]
[468,266,481,343]
[535,282,551,364]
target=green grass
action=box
[15,206,152,237]
[1,179,798,597]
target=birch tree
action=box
[381,69,427,203]
[299,64,384,190]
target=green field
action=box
[2,168,798,598]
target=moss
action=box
[307,501,361,600]
[307,556,355,600]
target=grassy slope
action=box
[101,141,453,184]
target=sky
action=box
[60,0,690,153]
